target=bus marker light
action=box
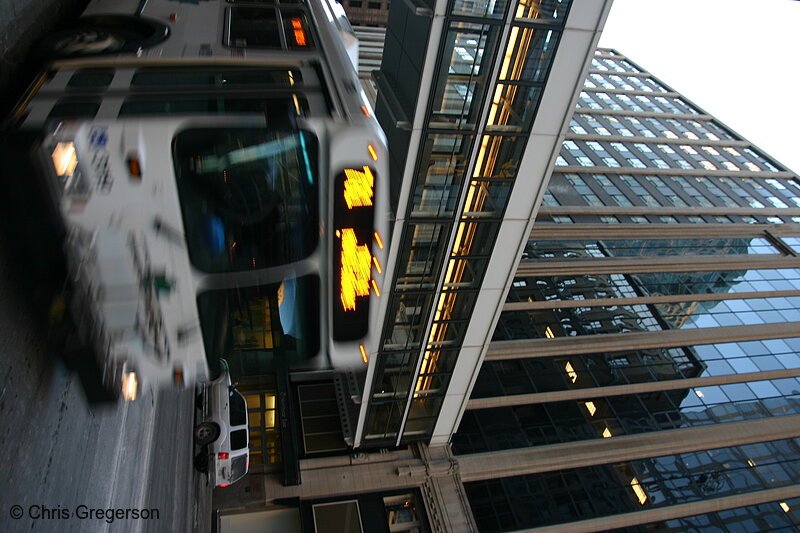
[374,232,384,249]
[368,144,378,161]
[127,155,142,179]
[360,344,368,364]
[361,105,371,118]
[174,366,184,385]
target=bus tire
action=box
[194,422,220,446]
[33,15,170,59]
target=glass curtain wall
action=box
[365,0,572,445]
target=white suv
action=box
[194,360,249,487]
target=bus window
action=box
[227,7,282,48]
[130,68,303,88]
[48,99,101,119]
[173,128,319,273]
[67,69,114,89]
[119,96,309,116]
[197,275,321,370]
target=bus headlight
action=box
[50,141,89,196]
[51,142,78,176]
[121,371,139,401]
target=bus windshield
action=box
[173,127,319,273]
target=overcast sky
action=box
[598,0,800,174]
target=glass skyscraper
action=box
[452,48,800,532]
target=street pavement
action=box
[0,225,209,531]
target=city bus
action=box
[1,0,389,401]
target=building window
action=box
[384,494,423,532]
[243,391,282,470]
[313,501,363,533]
[298,383,347,454]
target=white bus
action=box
[3,0,389,401]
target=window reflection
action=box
[431,23,497,129]
[499,27,558,83]
[412,134,473,218]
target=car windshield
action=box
[197,275,320,372]
[173,127,318,273]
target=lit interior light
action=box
[368,144,378,161]
[544,326,555,338]
[122,372,138,402]
[291,17,307,46]
[343,166,374,209]
[564,361,578,383]
[695,390,704,398]
[292,94,302,115]
[602,427,612,438]
[780,502,790,513]
[630,477,648,505]
[52,142,78,176]
[340,228,372,311]
[747,459,756,467]
[585,401,597,416]
[359,344,368,364]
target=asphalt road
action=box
[0,222,206,532]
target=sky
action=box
[597,0,800,174]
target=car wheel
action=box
[194,422,220,445]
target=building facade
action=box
[450,48,800,531]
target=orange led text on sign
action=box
[343,166,374,209]
[340,228,373,311]
[291,17,307,46]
